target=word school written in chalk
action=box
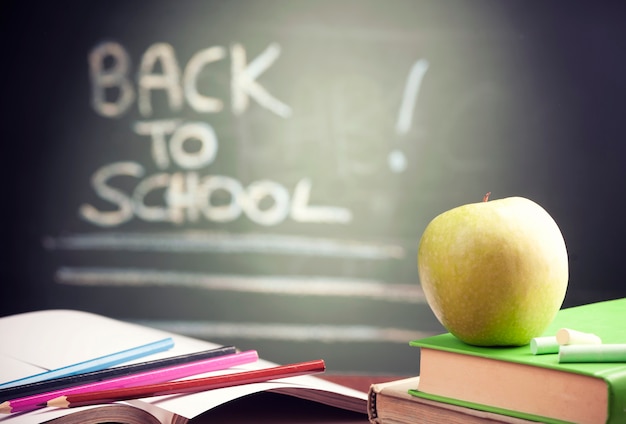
[81,40,356,228]
[80,167,353,227]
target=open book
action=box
[0,310,367,424]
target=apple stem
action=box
[483,192,491,202]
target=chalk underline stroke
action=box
[55,267,426,304]
[128,319,432,343]
[43,231,406,260]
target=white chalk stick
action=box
[556,328,602,345]
[559,344,626,363]
[530,336,560,355]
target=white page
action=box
[0,310,179,372]
[0,356,44,383]
[0,403,114,424]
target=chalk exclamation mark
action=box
[389,59,429,173]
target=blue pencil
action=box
[0,337,174,389]
[0,345,236,402]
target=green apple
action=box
[417,194,568,346]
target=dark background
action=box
[2,0,626,375]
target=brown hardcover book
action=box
[368,377,533,424]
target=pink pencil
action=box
[0,350,258,414]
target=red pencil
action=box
[47,359,325,409]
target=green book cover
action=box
[409,298,626,424]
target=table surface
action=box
[190,375,401,423]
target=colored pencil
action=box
[0,337,175,389]
[0,346,236,402]
[47,359,326,409]
[0,350,258,414]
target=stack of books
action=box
[368,298,626,424]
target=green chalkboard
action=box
[3,0,626,374]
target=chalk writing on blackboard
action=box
[130,320,429,343]
[88,41,292,118]
[83,41,360,228]
[390,58,430,173]
[44,231,404,259]
[44,36,431,345]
